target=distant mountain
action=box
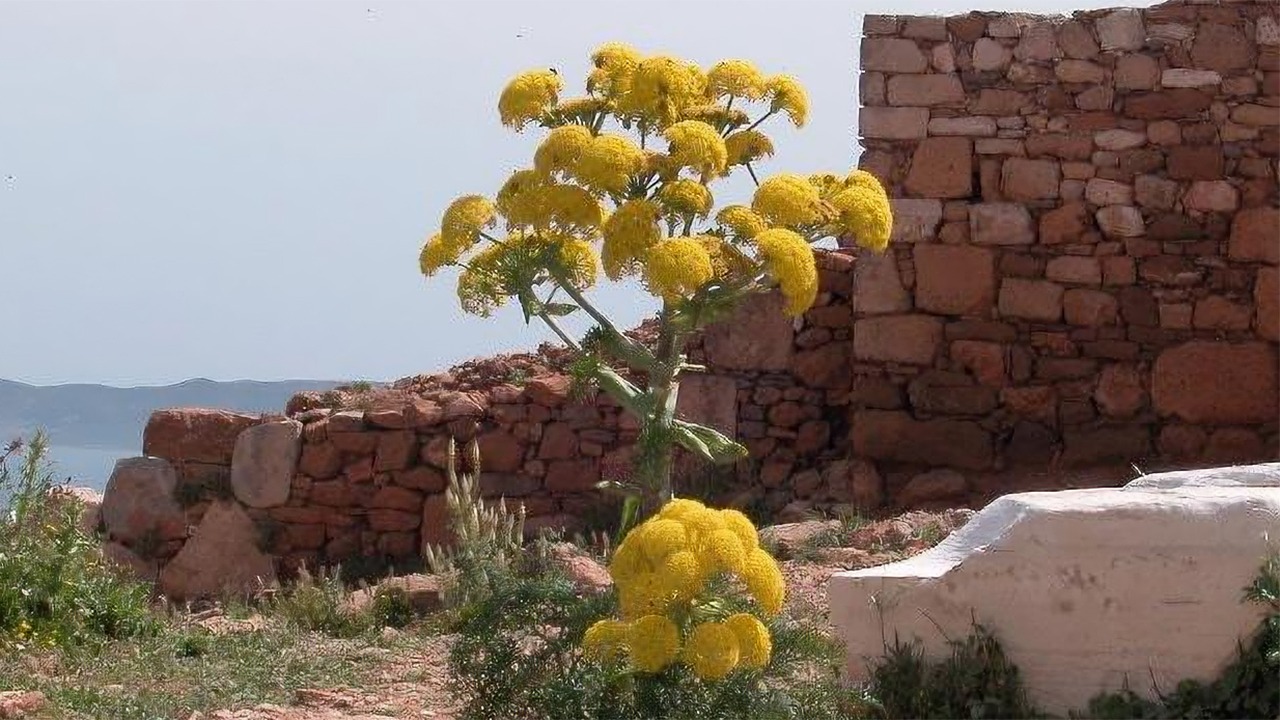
[0,378,344,451]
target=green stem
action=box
[744,109,777,133]
[546,267,658,373]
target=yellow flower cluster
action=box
[422,43,894,319]
[581,498,782,681]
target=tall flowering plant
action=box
[419,44,892,518]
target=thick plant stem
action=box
[633,305,684,517]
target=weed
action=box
[268,566,368,638]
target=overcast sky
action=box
[0,0,1155,387]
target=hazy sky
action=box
[1,0,1152,387]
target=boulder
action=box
[157,501,277,600]
[1152,342,1278,424]
[142,408,261,465]
[101,457,186,545]
[230,419,302,508]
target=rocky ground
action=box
[1,509,969,720]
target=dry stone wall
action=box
[95,0,1279,597]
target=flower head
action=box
[696,234,755,281]
[419,233,457,277]
[717,509,760,552]
[724,130,774,169]
[683,621,740,681]
[657,179,713,218]
[583,619,630,661]
[703,528,747,574]
[642,237,713,302]
[602,199,661,279]
[752,173,822,227]
[534,125,593,178]
[621,56,706,126]
[637,518,689,564]
[715,205,768,241]
[499,69,562,129]
[706,60,766,101]
[657,497,707,521]
[765,74,808,127]
[741,547,786,616]
[657,549,704,601]
[628,615,681,673]
[496,169,550,226]
[663,120,728,178]
[829,185,893,253]
[588,42,640,99]
[755,228,817,316]
[725,613,772,669]
[574,133,646,194]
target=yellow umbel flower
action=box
[725,613,772,669]
[681,506,727,543]
[752,173,822,227]
[657,497,707,521]
[628,615,681,673]
[724,130,774,169]
[534,125,593,178]
[574,133,646,194]
[619,571,671,619]
[588,42,640,99]
[441,195,497,243]
[544,184,604,232]
[663,120,728,178]
[583,619,630,661]
[755,228,818,317]
[419,233,456,277]
[498,69,562,129]
[642,237,713,301]
[808,172,844,199]
[456,244,508,316]
[717,509,760,552]
[844,169,884,195]
[637,518,689,564]
[551,235,600,289]
[622,56,706,126]
[741,547,786,616]
[696,234,755,280]
[680,104,750,129]
[609,535,651,584]
[496,169,550,227]
[657,549,704,600]
[657,179,713,218]
[829,186,893,253]
[765,74,808,127]
[551,96,609,124]
[715,205,768,241]
[706,60,767,101]
[703,528,748,574]
[684,621,740,681]
[644,151,681,182]
[602,199,661,279]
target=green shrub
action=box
[0,432,156,649]
[267,566,368,638]
[369,584,414,629]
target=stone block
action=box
[852,314,943,365]
[850,410,993,470]
[999,279,1064,322]
[914,245,997,316]
[831,475,1280,714]
[971,203,1035,245]
[704,291,793,371]
[904,137,974,199]
[851,251,911,315]
[1001,158,1061,202]
[887,74,965,106]
[1152,342,1278,424]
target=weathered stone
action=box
[971,89,1031,116]
[1161,69,1221,89]
[932,44,958,73]
[101,541,157,583]
[1040,202,1093,245]
[368,509,421,532]
[477,430,524,473]
[1025,133,1094,161]
[158,501,276,600]
[1095,206,1146,239]
[676,374,738,436]
[889,199,943,243]
[1093,129,1146,152]
[143,408,261,465]
[1101,257,1136,287]
[909,373,999,416]
[1001,158,1061,202]
[1135,175,1179,210]
[1085,178,1134,206]
[905,137,973,199]
[102,457,186,545]
[1046,257,1102,285]
[852,251,911,314]
[1232,104,1280,127]
[1190,22,1256,73]
[929,116,999,136]
[914,245,997,316]
[1167,145,1224,180]
[369,485,424,513]
[999,279,1064,322]
[229,419,301,509]
[1183,181,1239,213]
[1061,426,1151,467]
[0,691,47,719]
[973,38,1013,71]
[704,291,792,371]
[862,37,928,73]
[1152,342,1278,424]
[852,315,943,365]
[1256,267,1279,342]
[544,458,600,493]
[1229,207,1280,264]
[860,107,930,140]
[1096,9,1145,52]
[1095,364,1146,418]
[887,74,965,106]
[1064,289,1119,327]
[538,422,577,459]
[971,203,1035,245]
[792,342,852,391]
[1055,59,1106,84]
[1015,22,1061,62]
[1126,89,1214,120]
[851,410,993,470]
[1193,296,1253,332]
[951,340,1007,387]
[1114,55,1160,91]
[1001,386,1057,424]
[898,469,968,507]
[1058,21,1100,59]
[524,375,572,407]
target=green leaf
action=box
[542,302,579,317]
